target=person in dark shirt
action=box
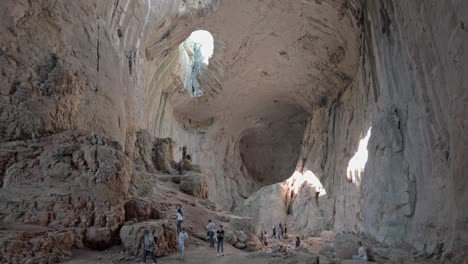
[216,225,225,256]
[295,236,301,248]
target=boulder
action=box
[153,138,176,173]
[234,183,288,234]
[133,130,155,173]
[333,234,362,260]
[120,220,177,257]
[83,227,113,249]
[224,230,237,244]
[0,132,131,252]
[191,231,209,242]
[234,230,248,243]
[234,242,246,249]
[227,215,262,251]
[124,199,162,221]
[178,172,209,199]
[0,228,75,264]
[215,214,231,223]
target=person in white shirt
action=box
[206,219,216,248]
[178,227,189,260]
[176,208,183,233]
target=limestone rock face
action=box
[227,215,263,251]
[0,0,467,263]
[178,172,209,199]
[123,199,162,222]
[0,132,131,249]
[236,1,468,261]
[0,227,75,264]
[234,183,287,234]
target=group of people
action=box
[206,219,225,256]
[141,208,230,263]
[142,209,368,263]
[271,222,287,239]
[141,208,189,263]
[176,208,189,260]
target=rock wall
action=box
[0,132,131,250]
[360,0,467,257]
[238,0,468,261]
[0,0,466,262]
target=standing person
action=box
[206,219,216,248]
[271,225,276,239]
[278,222,283,239]
[284,224,287,235]
[295,236,301,248]
[176,208,183,233]
[142,229,157,264]
[178,227,189,260]
[216,225,225,256]
[263,231,268,246]
[352,241,368,261]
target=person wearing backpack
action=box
[142,229,157,264]
[206,219,216,248]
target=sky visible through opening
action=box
[186,30,214,65]
[346,127,372,186]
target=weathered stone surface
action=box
[228,215,263,251]
[0,132,131,250]
[234,230,248,243]
[234,242,246,249]
[178,172,209,199]
[123,199,162,222]
[0,227,75,264]
[215,214,230,223]
[154,138,176,174]
[234,183,288,234]
[119,220,177,257]
[0,0,466,263]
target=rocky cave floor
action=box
[1,166,449,264]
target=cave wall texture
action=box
[0,0,467,261]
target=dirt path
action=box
[63,173,321,264]
[64,241,303,264]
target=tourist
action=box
[271,225,276,238]
[182,146,187,160]
[178,158,183,174]
[284,224,287,235]
[295,236,301,248]
[178,227,189,260]
[176,208,183,233]
[278,222,283,239]
[142,229,157,264]
[352,241,368,261]
[216,225,225,256]
[264,231,268,246]
[206,219,216,248]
